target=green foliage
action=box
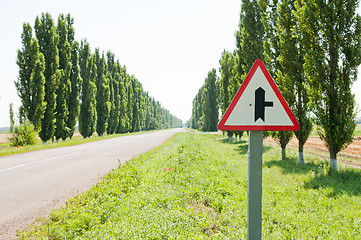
[8,121,38,147]
[30,53,46,130]
[15,22,46,130]
[93,50,109,136]
[218,50,233,115]
[55,14,71,141]
[9,103,15,133]
[191,69,218,132]
[271,131,293,160]
[16,12,181,143]
[54,70,70,140]
[276,0,312,165]
[259,0,280,77]
[36,12,59,142]
[115,67,129,133]
[67,40,81,139]
[203,69,218,131]
[236,0,264,77]
[94,49,110,136]
[130,76,143,132]
[18,133,361,239]
[79,40,97,138]
[259,0,296,160]
[218,50,241,141]
[106,51,117,135]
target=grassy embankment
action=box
[18,133,361,239]
[0,131,157,157]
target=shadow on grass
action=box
[265,156,361,197]
[304,168,361,197]
[219,139,247,145]
[264,156,321,175]
[219,138,271,155]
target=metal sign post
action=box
[247,130,263,239]
[218,59,300,240]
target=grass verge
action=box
[355,124,361,137]
[0,131,156,157]
[18,133,361,239]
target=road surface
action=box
[0,129,186,239]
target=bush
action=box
[8,121,38,146]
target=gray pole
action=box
[247,130,263,240]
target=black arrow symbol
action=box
[255,87,273,122]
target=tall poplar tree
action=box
[9,103,15,133]
[106,51,118,135]
[218,50,233,140]
[54,70,67,141]
[126,74,134,132]
[35,13,59,142]
[116,64,129,133]
[218,50,232,117]
[191,69,218,132]
[67,41,81,138]
[55,14,71,141]
[296,0,361,171]
[94,49,110,136]
[79,40,96,138]
[236,0,264,77]
[191,87,204,130]
[235,0,264,139]
[31,53,46,131]
[277,0,312,163]
[203,69,218,132]
[131,76,143,132]
[229,51,244,141]
[66,14,81,139]
[260,0,293,159]
[15,23,46,130]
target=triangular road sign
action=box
[218,59,300,131]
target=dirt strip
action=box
[264,136,361,168]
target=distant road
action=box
[0,128,186,239]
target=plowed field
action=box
[264,136,361,168]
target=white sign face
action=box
[218,59,299,131]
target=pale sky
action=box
[0,0,360,127]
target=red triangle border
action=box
[218,59,300,131]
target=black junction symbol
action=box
[254,87,273,122]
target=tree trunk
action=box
[330,147,337,172]
[239,131,244,142]
[298,142,304,164]
[282,147,286,160]
[227,131,233,142]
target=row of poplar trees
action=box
[192,0,361,172]
[15,13,182,142]
[190,69,219,132]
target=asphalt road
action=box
[0,128,186,239]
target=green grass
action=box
[18,133,361,239]
[0,131,156,157]
[355,124,361,137]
